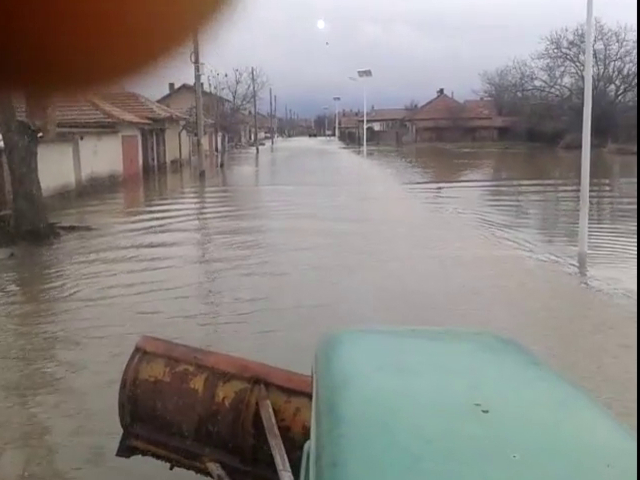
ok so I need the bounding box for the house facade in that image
[20,96,148,197]
[357,108,410,145]
[97,91,187,172]
[157,83,228,154]
[337,110,361,144]
[2,91,185,205]
[407,90,514,143]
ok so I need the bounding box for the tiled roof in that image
[362,108,409,122]
[462,99,498,118]
[98,91,186,121]
[338,111,361,129]
[157,83,230,105]
[88,96,151,125]
[408,95,501,121]
[408,94,463,120]
[14,95,150,127]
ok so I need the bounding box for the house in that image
[255,112,272,141]
[337,110,361,144]
[1,92,188,203]
[157,83,229,153]
[407,89,514,143]
[358,108,410,145]
[15,96,151,197]
[97,91,187,171]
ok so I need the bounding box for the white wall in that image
[35,127,143,198]
[38,141,76,195]
[77,128,142,182]
[78,132,122,181]
[165,123,184,161]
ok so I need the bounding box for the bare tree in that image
[0,94,55,241]
[219,68,268,114]
[480,19,637,144]
[479,59,534,116]
[404,99,420,110]
[211,67,269,145]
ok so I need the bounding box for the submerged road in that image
[0,138,637,479]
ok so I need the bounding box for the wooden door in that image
[121,134,141,181]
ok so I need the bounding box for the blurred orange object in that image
[0,0,228,94]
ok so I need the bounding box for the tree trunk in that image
[0,149,8,211]
[0,94,55,241]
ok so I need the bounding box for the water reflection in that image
[387,145,637,297]
[0,249,69,480]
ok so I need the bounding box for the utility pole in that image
[207,74,218,156]
[274,95,278,139]
[215,73,220,156]
[192,31,205,178]
[269,88,274,146]
[251,67,259,154]
[333,96,341,139]
[323,106,329,137]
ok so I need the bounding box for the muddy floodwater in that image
[0,139,637,479]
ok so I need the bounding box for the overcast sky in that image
[127,0,637,116]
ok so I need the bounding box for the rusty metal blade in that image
[117,336,311,478]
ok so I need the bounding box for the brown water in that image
[375,144,638,298]
[0,139,637,479]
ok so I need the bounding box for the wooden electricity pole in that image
[251,67,259,154]
[192,31,205,178]
[274,95,278,139]
[269,88,274,146]
[284,104,288,137]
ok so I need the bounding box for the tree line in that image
[479,19,637,146]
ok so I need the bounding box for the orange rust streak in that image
[136,336,313,394]
[137,358,172,383]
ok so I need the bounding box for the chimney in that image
[437,88,445,97]
[169,82,176,93]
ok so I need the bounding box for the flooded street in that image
[0,138,637,480]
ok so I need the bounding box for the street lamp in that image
[578,0,595,273]
[333,96,341,140]
[349,69,373,157]
[322,106,329,137]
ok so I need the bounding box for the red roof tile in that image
[462,99,498,118]
[88,96,150,125]
[408,94,463,120]
[14,95,150,127]
[363,108,408,122]
[98,91,185,121]
[15,95,150,128]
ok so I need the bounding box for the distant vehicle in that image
[309,132,318,138]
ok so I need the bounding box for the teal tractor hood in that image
[303,329,637,480]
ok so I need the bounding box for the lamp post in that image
[333,96,341,140]
[349,69,373,157]
[578,0,594,273]
[322,106,329,137]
